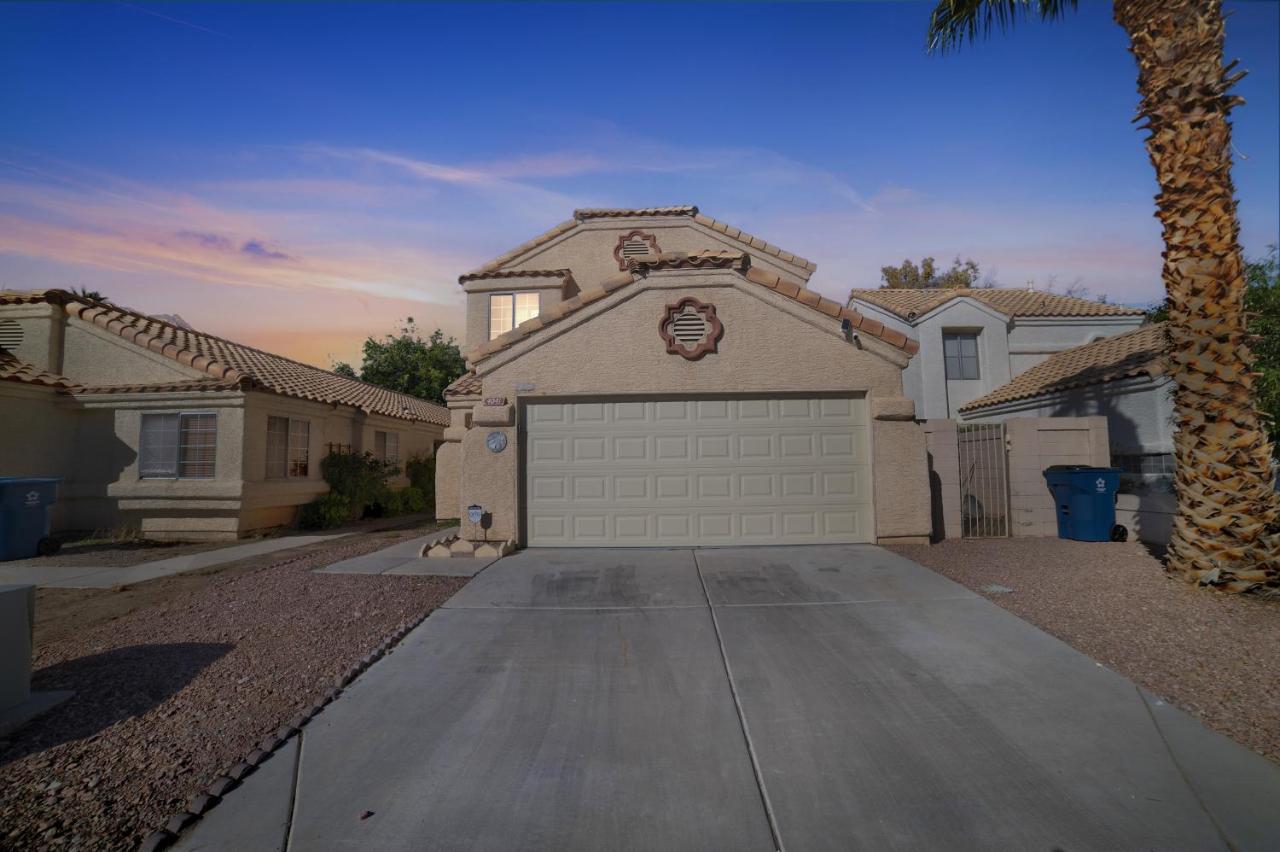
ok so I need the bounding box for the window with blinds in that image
[267,416,310,478]
[375,430,400,463]
[140,412,216,479]
[943,332,981,380]
[489,292,541,339]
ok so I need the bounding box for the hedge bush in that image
[401,486,427,513]
[404,454,436,512]
[299,492,351,530]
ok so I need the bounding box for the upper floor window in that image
[943,332,981,380]
[489,292,540,339]
[140,412,216,479]
[374,430,399,463]
[266,416,310,478]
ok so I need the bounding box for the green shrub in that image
[401,486,427,513]
[404,454,436,510]
[319,450,401,519]
[299,492,351,530]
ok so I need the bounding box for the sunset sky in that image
[2,2,1277,369]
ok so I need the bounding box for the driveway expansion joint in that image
[693,550,786,852]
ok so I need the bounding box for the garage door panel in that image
[526,398,872,546]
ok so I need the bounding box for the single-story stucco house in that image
[435,205,933,548]
[847,287,1147,419]
[0,289,448,540]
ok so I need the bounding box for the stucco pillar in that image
[458,402,518,543]
[870,397,932,545]
[922,419,962,541]
[433,405,469,522]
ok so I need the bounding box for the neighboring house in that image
[957,323,1176,543]
[436,205,933,548]
[847,288,1147,419]
[0,290,448,540]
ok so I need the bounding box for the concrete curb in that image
[136,612,432,851]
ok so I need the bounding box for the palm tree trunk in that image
[1114,0,1279,592]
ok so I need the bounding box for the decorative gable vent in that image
[0,319,22,350]
[614,230,660,269]
[660,297,723,360]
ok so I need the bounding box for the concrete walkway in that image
[314,526,495,577]
[0,533,349,589]
[178,545,1280,851]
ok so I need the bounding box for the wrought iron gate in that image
[957,423,1010,538]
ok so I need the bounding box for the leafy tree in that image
[926,0,1279,592]
[70,286,106,302]
[880,256,987,289]
[336,318,465,404]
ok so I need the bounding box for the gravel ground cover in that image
[0,524,467,851]
[891,538,1280,764]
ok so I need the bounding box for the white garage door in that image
[524,397,873,546]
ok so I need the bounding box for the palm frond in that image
[927,0,1079,54]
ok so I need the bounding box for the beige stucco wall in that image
[453,270,931,545]
[1006,416,1110,537]
[921,419,962,541]
[0,302,65,373]
[61,318,209,387]
[0,383,79,528]
[513,220,809,288]
[240,392,444,531]
[463,276,570,352]
[1,382,443,541]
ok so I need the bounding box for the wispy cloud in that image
[0,134,1170,366]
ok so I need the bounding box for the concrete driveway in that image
[179,546,1280,851]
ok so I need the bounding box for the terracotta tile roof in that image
[848,287,1147,320]
[464,251,918,365]
[0,349,77,389]
[75,378,244,395]
[457,268,574,284]
[960,323,1168,413]
[0,290,450,425]
[464,205,816,278]
[443,371,482,398]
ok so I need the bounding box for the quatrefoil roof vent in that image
[613,230,660,270]
[659,297,722,360]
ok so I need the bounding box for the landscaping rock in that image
[138,830,175,852]
[164,812,198,835]
[187,792,219,815]
[209,775,240,795]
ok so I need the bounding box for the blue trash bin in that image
[0,477,63,561]
[1042,466,1123,542]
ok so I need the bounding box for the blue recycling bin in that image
[1042,466,1122,542]
[0,477,63,561]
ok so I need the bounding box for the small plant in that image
[299,492,351,530]
[404,453,437,514]
[401,486,427,513]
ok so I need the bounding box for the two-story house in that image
[846,288,1147,420]
[435,206,934,549]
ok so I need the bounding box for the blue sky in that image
[2,1,1277,366]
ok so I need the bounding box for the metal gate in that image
[957,423,1009,538]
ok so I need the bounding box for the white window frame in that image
[140,411,217,480]
[489,291,541,340]
[266,416,311,479]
